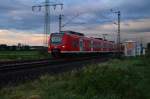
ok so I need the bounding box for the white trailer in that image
[124,40,136,56]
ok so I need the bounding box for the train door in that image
[79,39,83,51]
[101,41,103,51]
[91,40,94,51]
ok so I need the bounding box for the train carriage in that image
[48,31,124,57]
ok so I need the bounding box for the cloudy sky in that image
[0,0,150,46]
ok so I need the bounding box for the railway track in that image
[0,56,108,88]
[0,59,51,66]
[0,58,66,73]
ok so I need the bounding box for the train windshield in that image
[51,33,63,44]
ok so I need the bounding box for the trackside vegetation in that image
[0,56,150,99]
[0,51,51,61]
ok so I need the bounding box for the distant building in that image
[124,40,136,56]
[124,40,145,56]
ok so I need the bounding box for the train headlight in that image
[62,45,65,48]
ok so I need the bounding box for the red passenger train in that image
[48,31,124,57]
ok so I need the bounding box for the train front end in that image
[48,33,67,57]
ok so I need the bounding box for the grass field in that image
[0,56,150,99]
[0,51,51,61]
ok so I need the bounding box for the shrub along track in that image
[0,56,108,88]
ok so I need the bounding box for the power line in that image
[62,12,83,28]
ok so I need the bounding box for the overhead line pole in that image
[111,10,121,57]
[32,0,63,47]
[59,14,64,33]
[44,0,50,47]
[117,11,121,57]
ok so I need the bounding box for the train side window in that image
[91,40,93,51]
[73,40,78,48]
[104,43,106,48]
[79,39,83,51]
[90,40,92,48]
[99,43,101,48]
[103,43,105,48]
[101,43,103,48]
[88,41,91,48]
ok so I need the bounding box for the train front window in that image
[51,33,63,44]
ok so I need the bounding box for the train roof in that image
[61,31,84,36]
[109,41,115,43]
[95,38,103,40]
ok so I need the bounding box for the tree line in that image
[0,44,30,51]
[0,43,46,51]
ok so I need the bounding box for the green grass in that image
[0,51,51,61]
[0,56,150,99]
